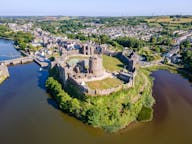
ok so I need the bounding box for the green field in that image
[103,55,124,72]
[146,17,192,24]
[66,55,89,66]
[86,78,123,90]
[67,55,88,61]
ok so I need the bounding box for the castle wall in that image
[62,49,79,57]
[81,45,95,55]
[118,52,135,72]
[67,76,134,96]
[57,64,69,85]
[85,79,133,96]
[56,48,137,97]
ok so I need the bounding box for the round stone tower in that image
[89,55,104,77]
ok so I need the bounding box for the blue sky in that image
[0,0,192,16]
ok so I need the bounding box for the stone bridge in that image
[0,56,33,66]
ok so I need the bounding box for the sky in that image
[0,0,192,16]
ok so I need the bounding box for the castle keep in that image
[89,55,104,77]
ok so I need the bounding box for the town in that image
[1,16,192,81]
[80,23,163,41]
[0,16,192,133]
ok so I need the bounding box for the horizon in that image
[1,0,192,16]
[1,14,192,17]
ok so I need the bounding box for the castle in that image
[54,42,136,96]
[56,42,105,84]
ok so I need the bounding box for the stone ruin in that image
[89,55,104,77]
[57,54,105,86]
[55,43,137,96]
[119,49,139,72]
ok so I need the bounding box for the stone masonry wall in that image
[67,77,134,96]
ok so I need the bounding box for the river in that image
[0,39,21,61]
[0,39,192,144]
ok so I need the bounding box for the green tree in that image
[99,35,110,44]
[154,46,161,53]
[150,36,157,44]
[69,98,81,116]
[115,37,145,51]
[181,49,192,71]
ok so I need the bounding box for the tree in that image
[13,31,34,50]
[154,46,161,53]
[157,37,163,44]
[162,38,172,46]
[181,49,192,71]
[99,35,110,44]
[69,98,81,116]
[150,36,157,44]
[49,56,55,61]
[180,40,191,49]
[19,42,27,49]
[115,37,145,51]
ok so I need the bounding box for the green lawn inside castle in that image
[46,54,155,133]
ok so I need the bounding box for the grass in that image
[66,55,89,66]
[138,47,161,61]
[103,55,124,72]
[144,64,178,73]
[0,76,7,84]
[86,68,155,111]
[67,55,124,72]
[137,106,153,122]
[86,78,123,90]
[144,64,192,82]
[85,68,155,132]
[67,55,88,62]
[146,17,192,24]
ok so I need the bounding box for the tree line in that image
[0,25,34,50]
[180,40,192,71]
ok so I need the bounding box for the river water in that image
[0,39,21,61]
[0,39,192,144]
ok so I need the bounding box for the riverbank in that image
[0,76,8,84]
[0,37,29,55]
[143,64,192,81]
[0,37,13,41]
[0,65,9,84]
[46,67,155,133]
[0,38,50,68]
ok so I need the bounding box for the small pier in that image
[33,58,49,67]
